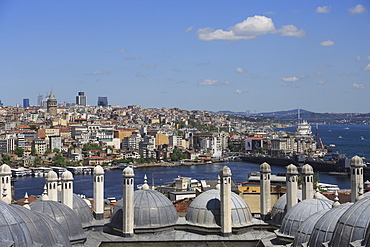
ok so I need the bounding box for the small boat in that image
[329,144,336,147]
[344,127,349,130]
[338,136,342,138]
[361,136,365,140]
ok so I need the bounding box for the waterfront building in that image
[97,96,108,107]
[76,91,87,106]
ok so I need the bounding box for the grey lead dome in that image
[185,189,252,227]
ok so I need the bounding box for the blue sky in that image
[0,1,369,113]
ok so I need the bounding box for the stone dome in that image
[362,222,370,247]
[260,162,271,173]
[0,164,11,174]
[286,164,298,175]
[185,189,252,227]
[350,155,364,167]
[46,170,58,180]
[308,202,353,247]
[61,170,73,179]
[73,194,93,228]
[301,164,314,174]
[123,166,134,177]
[10,204,72,247]
[110,189,178,229]
[94,165,104,175]
[330,197,370,247]
[220,166,232,176]
[0,201,35,247]
[30,200,86,243]
[278,197,333,237]
[292,209,329,247]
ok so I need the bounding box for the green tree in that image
[1,154,11,165]
[13,147,24,157]
[44,149,52,154]
[34,156,42,166]
[52,153,67,167]
[29,125,38,131]
[170,148,185,161]
[31,147,37,156]
[82,143,102,151]
[53,148,60,153]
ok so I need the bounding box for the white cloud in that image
[126,56,141,60]
[316,6,331,13]
[92,70,110,75]
[282,83,298,88]
[235,89,244,94]
[276,25,306,37]
[320,40,334,46]
[282,76,300,82]
[119,48,126,53]
[301,72,322,79]
[356,56,362,61]
[363,64,370,71]
[236,67,246,73]
[348,4,366,14]
[368,55,370,61]
[136,73,148,78]
[141,64,156,68]
[197,15,306,41]
[265,11,275,15]
[353,83,365,89]
[318,80,327,85]
[185,26,194,32]
[340,72,358,76]
[198,79,230,85]
[318,64,332,68]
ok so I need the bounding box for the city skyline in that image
[0,1,369,113]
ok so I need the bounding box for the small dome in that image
[0,201,34,246]
[362,221,370,247]
[93,165,104,175]
[10,204,72,247]
[330,197,370,247]
[301,164,314,175]
[271,190,303,225]
[286,164,298,175]
[292,209,329,247]
[308,203,353,247]
[61,170,73,180]
[0,164,11,175]
[350,155,364,167]
[364,191,370,198]
[73,194,93,228]
[110,189,178,230]
[30,200,86,243]
[220,166,232,177]
[122,166,134,177]
[185,189,252,227]
[46,170,58,180]
[260,162,271,173]
[279,197,333,237]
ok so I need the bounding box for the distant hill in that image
[255,109,312,116]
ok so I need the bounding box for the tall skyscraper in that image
[23,98,30,108]
[0,100,3,106]
[37,94,43,106]
[97,97,108,107]
[76,92,87,106]
[47,90,58,116]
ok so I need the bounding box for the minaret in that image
[220,166,232,237]
[301,164,314,200]
[350,155,364,202]
[46,170,59,201]
[47,89,57,116]
[0,164,12,203]
[122,166,135,237]
[23,192,31,209]
[286,164,299,211]
[260,162,271,220]
[41,185,49,201]
[61,170,74,209]
[93,165,105,220]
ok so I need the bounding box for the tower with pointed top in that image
[61,170,74,209]
[286,164,299,211]
[46,170,59,201]
[350,155,364,202]
[93,165,105,220]
[47,90,57,115]
[122,166,135,237]
[220,165,232,236]
[0,164,12,203]
[260,162,271,220]
[301,164,314,200]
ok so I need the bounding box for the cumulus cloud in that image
[197,15,305,41]
[276,25,306,37]
[320,40,334,46]
[282,76,300,82]
[91,70,110,75]
[198,79,230,86]
[318,64,332,68]
[235,89,244,94]
[141,64,156,68]
[316,6,331,13]
[348,4,366,14]
[318,80,327,85]
[363,64,370,71]
[301,72,322,79]
[353,83,365,89]
[356,56,362,61]
[236,67,246,73]
[119,48,126,53]
[185,26,194,32]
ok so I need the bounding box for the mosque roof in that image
[73,194,94,228]
[0,201,35,247]
[330,197,370,247]
[278,196,333,237]
[185,189,252,227]
[308,202,353,247]
[10,204,72,247]
[30,200,86,243]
